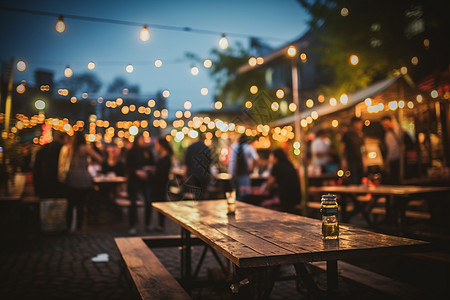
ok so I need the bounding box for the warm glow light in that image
[318,95,325,103]
[250,85,258,94]
[271,102,279,111]
[311,111,318,119]
[416,95,423,103]
[56,16,65,33]
[64,67,73,77]
[256,57,264,65]
[184,111,191,118]
[423,39,430,48]
[219,35,228,49]
[163,90,170,98]
[121,106,129,114]
[87,62,95,70]
[155,59,162,68]
[431,90,438,98]
[287,46,296,57]
[203,59,212,68]
[87,134,96,142]
[365,98,372,106]
[16,84,25,94]
[368,152,377,159]
[341,7,349,16]
[188,130,198,139]
[129,105,136,111]
[329,98,337,106]
[306,99,314,108]
[184,101,192,110]
[191,66,199,76]
[129,126,138,136]
[82,93,88,99]
[248,57,257,67]
[148,99,155,107]
[175,111,183,118]
[300,53,307,61]
[293,141,300,149]
[411,57,419,65]
[17,61,26,71]
[201,88,208,96]
[350,55,359,65]
[70,96,77,103]
[214,101,223,110]
[245,101,252,108]
[340,94,348,104]
[289,103,297,112]
[365,120,370,126]
[331,120,339,127]
[407,101,414,109]
[140,25,150,41]
[388,101,398,110]
[35,100,45,110]
[337,170,344,177]
[300,119,308,127]
[276,89,284,99]
[400,67,408,75]
[126,65,134,73]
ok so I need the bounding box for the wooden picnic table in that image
[152,200,429,296]
[309,184,450,225]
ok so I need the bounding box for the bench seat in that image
[115,237,192,300]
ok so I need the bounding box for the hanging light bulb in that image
[56,16,65,33]
[219,34,228,49]
[64,66,73,77]
[140,25,150,41]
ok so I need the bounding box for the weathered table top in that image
[309,184,450,197]
[152,200,429,268]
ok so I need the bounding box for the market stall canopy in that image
[271,76,402,127]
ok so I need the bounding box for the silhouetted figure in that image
[381,116,402,184]
[264,148,301,212]
[341,117,366,184]
[126,134,154,234]
[60,131,103,231]
[33,130,69,198]
[229,135,259,200]
[184,135,211,200]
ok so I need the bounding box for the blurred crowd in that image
[13,114,417,234]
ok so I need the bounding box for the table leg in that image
[327,260,338,291]
[181,227,192,281]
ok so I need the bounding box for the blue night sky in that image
[0,0,309,114]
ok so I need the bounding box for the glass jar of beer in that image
[320,194,339,239]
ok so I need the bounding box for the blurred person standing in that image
[183,134,211,200]
[381,116,402,184]
[229,135,259,200]
[59,131,103,232]
[125,133,155,234]
[101,143,125,176]
[149,138,173,232]
[341,117,366,184]
[33,130,69,198]
[310,129,331,174]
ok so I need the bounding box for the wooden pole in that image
[4,57,15,134]
[292,61,308,213]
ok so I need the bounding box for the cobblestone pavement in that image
[1,204,449,299]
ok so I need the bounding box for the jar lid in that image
[321,194,336,199]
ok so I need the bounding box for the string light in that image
[287,46,296,57]
[341,8,349,16]
[276,89,284,99]
[203,59,212,68]
[162,90,170,98]
[219,34,228,49]
[16,83,25,94]
[191,66,199,76]
[64,66,73,77]
[184,101,192,110]
[200,87,208,96]
[289,103,297,112]
[17,61,26,71]
[411,56,419,65]
[56,16,65,33]
[250,85,258,94]
[139,25,150,41]
[87,61,95,70]
[35,100,46,110]
[350,55,359,65]
[126,64,134,73]
[400,66,407,74]
[248,57,257,67]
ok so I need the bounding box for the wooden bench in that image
[310,261,428,299]
[115,237,192,300]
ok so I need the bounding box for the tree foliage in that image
[297,0,449,94]
[57,72,102,96]
[107,77,140,94]
[186,43,267,105]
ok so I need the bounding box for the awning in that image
[271,76,400,127]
